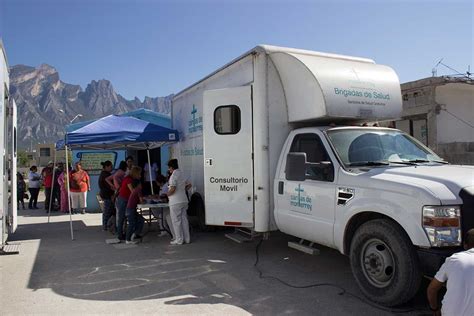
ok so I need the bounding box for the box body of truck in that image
[171,45,402,232]
[1,40,17,248]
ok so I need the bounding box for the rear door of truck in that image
[203,86,254,227]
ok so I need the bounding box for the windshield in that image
[326,128,444,167]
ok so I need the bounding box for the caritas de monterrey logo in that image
[290,184,312,211]
[188,104,203,133]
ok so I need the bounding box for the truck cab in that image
[275,125,474,306]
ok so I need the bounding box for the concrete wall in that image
[36,144,67,167]
[400,77,440,151]
[400,77,474,165]
[437,142,474,165]
[435,83,474,143]
[434,83,474,164]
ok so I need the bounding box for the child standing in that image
[125,180,145,244]
[17,173,26,210]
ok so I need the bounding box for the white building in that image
[397,76,474,164]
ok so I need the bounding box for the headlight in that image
[422,205,461,247]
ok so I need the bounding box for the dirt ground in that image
[1,202,432,315]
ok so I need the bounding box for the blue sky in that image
[1,0,472,99]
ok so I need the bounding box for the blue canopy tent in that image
[67,108,173,178]
[60,115,179,240]
[55,139,66,150]
[66,115,178,150]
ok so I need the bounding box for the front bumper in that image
[417,247,462,277]
[418,187,473,277]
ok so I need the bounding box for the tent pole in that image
[47,149,57,223]
[65,145,74,240]
[146,147,154,195]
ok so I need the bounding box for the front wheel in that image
[349,219,422,306]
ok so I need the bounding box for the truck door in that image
[275,132,337,247]
[203,86,254,227]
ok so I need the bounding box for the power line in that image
[441,109,474,128]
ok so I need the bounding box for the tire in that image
[349,219,422,306]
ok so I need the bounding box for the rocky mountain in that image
[10,64,172,149]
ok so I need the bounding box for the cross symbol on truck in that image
[350,68,361,81]
[191,104,197,128]
[295,184,304,207]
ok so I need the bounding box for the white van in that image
[170,45,474,306]
[1,39,18,250]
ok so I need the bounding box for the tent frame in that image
[55,141,175,240]
[56,115,179,241]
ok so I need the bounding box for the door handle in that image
[278,181,284,195]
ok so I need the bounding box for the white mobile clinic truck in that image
[171,45,474,306]
[0,39,18,252]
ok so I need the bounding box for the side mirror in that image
[285,153,307,181]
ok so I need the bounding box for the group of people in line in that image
[98,156,191,245]
[17,161,90,214]
[18,156,191,246]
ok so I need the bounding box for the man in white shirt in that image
[427,229,474,316]
[166,159,190,245]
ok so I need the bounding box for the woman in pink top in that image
[57,166,70,213]
[106,161,127,192]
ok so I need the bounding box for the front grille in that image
[460,186,474,243]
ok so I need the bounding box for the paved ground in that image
[1,201,432,315]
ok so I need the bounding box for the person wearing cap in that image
[41,161,54,212]
[69,161,91,214]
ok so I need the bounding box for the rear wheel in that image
[349,219,422,306]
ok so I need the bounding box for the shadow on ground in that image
[10,208,431,315]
